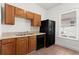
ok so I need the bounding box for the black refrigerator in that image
[40,19,55,47]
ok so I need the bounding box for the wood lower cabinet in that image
[1,35,37,55]
[28,35,36,53]
[32,13,41,26]
[5,4,15,25]
[16,37,28,55]
[0,41,2,55]
[2,39,16,55]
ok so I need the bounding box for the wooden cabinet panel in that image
[28,35,36,53]
[5,4,15,25]
[0,41,2,55]
[16,37,28,55]
[26,11,34,20]
[2,39,15,55]
[15,7,25,18]
[32,14,41,26]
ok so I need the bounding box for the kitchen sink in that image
[15,33,35,36]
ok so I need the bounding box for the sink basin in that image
[15,33,35,36]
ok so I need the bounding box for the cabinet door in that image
[0,41,1,55]
[26,11,34,20]
[5,4,15,25]
[32,14,41,26]
[15,7,25,18]
[28,35,36,53]
[16,37,28,55]
[2,39,15,55]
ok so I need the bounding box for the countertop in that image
[0,33,46,40]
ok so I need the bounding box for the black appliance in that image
[40,19,55,47]
[36,35,44,50]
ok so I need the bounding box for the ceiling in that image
[37,3,61,10]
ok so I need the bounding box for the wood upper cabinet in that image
[16,37,28,55]
[4,4,42,26]
[4,4,15,25]
[0,41,2,55]
[2,39,16,55]
[15,7,25,18]
[32,13,41,26]
[28,35,36,53]
[26,11,34,20]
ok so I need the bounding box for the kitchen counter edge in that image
[0,33,46,40]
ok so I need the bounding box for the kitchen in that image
[0,3,79,55]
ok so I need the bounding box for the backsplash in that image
[31,26,40,33]
[1,17,40,33]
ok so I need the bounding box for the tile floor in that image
[28,44,79,55]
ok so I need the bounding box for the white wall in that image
[0,4,2,36]
[0,3,47,33]
[47,3,79,51]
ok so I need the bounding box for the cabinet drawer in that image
[29,35,36,39]
[2,39,15,45]
[16,37,28,41]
